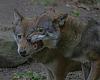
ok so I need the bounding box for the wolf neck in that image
[31,47,59,63]
[57,17,86,58]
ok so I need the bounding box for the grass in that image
[12,71,47,80]
[71,10,80,17]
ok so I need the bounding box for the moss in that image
[0,41,16,56]
[0,41,27,68]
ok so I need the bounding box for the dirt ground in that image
[0,0,100,80]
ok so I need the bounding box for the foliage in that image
[12,71,47,80]
[71,10,80,17]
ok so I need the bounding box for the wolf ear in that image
[53,13,68,28]
[14,9,24,23]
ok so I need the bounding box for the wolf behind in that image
[13,9,100,80]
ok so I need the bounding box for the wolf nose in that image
[19,51,26,57]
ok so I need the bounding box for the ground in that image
[0,0,100,80]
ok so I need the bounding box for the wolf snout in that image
[19,50,27,57]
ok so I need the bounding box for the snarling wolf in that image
[13,9,100,80]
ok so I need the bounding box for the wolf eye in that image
[27,38,31,42]
[17,34,22,39]
[37,27,44,32]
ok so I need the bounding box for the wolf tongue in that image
[32,40,44,49]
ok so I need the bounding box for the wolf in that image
[13,9,100,80]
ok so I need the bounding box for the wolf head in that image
[13,9,68,57]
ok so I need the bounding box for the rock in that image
[65,71,84,80]
[78,4,90,11]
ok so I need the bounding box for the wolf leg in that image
[55,55,67,80]
[55,56,81,80]
[81,62,91,80]
[87,60,100,80]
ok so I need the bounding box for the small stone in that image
[78,4,90,11]
[66,4,71,7]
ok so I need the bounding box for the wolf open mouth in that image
[32,40,44,50]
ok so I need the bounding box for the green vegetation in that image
[71,10,80,17]
[12,71,47,80]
